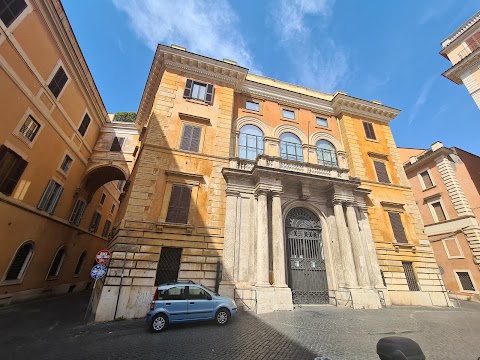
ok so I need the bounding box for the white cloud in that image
[112,0,255,69]
[408,76,436,125]
[270,0,347,92]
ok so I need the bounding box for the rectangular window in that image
[419,170,434,189]
[282,109,295,120]
[402,262,420,291]
[100,193,106,205]
[456,271,476,292]
[179,124,202,152]
[89,211,102,233]
[37,179,63,214]
[363,121,376,140]
[78,114,91,136]
[69,199,86,226]
[388,212,407,243]
[183,79,214,104]
[0,0,27,27]
[117,180,125,191]
[155,247,183,286]
[19,115,40,142]
[431,201,447,222]
[111,203,116,214]
[246,101,260,112]
[166,185,192,224]
[60,155,73,173]
[316,116,328,127]
[0,145,28,196]
[110,137,125,152]
[374,161,390,183]
[102,220,111,237]
[48,66,68,98]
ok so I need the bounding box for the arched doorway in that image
[285,207,328,304]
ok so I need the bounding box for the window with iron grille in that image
[0,145,28,196]
[102,220,111,238]
[179,124,202,152]
[5,242,33,281]
[166,185,192,224]
[78,114,91,136]
[48,66,68,98]
[402,262,420,291]
[19,115,40,142]
[388,212,408,243]
[155,247,183,286]
[69,199,86,226]
[419,170,433,189]
[456,271,476,292]
[183,79,214,104]
[402,261,420,291]
[0,0,27,28]
[47,248,65,278]
[37,179,63,214]
[89,211,102,233]
[374,161,390,183]
[363,121,376,140]
[110,137,125,152]
[74,251,87,275]
[60,155,73,173]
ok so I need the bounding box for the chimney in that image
[372,100,382,105]
[431,141,444,151]
[223,58,237,65]
[171,44,187,51]
[409,156,417,164]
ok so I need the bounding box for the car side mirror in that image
[206,294,212,300]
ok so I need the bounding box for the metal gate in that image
[285,208,329,304]
[155,247,182,286]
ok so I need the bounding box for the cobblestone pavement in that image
[0,291,479,360]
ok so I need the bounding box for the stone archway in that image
[285,207,329,304]
[81,165,127,202]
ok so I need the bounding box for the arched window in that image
[47,247,66,278]
[4,242,34,281]
[316,140,338,167]
[238,125,264,160]
[280,132,303,162]
[74,251,87,275]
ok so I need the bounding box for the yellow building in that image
[92,45,450,321]
[0,1,139,305]
[441,11,480,108]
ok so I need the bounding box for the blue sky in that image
[63,0,480,154]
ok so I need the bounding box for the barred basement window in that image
[0,0,27,28]
[179,124,202,152]
[155,247,183,286]
[0,145,28,196]
[48,66,68,98]
[402,262,420,291]
[363,121,376,140]
[69,199,86,225]
[456,271,476,292]
[4,242,34,281]
[47,248,66,278]
[166,185,192,224]
[374,161,390,183]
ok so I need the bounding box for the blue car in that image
[146,281,238,332]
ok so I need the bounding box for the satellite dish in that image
[439,266,445,275]
[449,154,462,164]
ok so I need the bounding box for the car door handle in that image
[165,302,171,305]
[189,302,195,304]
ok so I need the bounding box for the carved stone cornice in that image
[332,93,400,123]
[442,49,480,84]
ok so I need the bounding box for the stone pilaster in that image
[256,190,270,286]
[272,193,287,287]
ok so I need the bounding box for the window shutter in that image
[2,157,27,196]
[421,171,433,188]
[388,212,407,243]
[180,125,193,151]
[205,84,214,104]
[177,186,192,224]
[374,161,390,183]
[38,180,55,210]
[166,185,182,223]
[47,185,63,214]
[166,185,192,224]
[76,201,86,225]
[69,200,80,223]
[190,126,202,152]
[432,202,446,222]
[0,145,7,161]
[363,122,376,140]
[183,79,193,98]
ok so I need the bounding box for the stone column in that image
[357,207,385,288]
[333,200,358,287]
[256,190,270,286]
[221,191,238,283]
[271,192,287,287]
[345,203,370,288]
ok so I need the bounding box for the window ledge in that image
[0,279,22,287]
[156,222,194,234]
[281,118,298,123]
[46,276,59,281]
[11,132,34,149]
[393,242,416,252]
[422,185,437,192]
[314,125,331,131]
[243,109,262,115]
[185,98,209,106]
[365,138,379,143]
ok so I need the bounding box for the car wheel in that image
[150,313,167,333]
[215,308,230,326]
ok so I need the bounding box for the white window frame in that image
[0,0,33,33]
[45,60,71,101]
[57,151,74,177]
[454,269,478,293]
[46,247,66,280]
[417,167,435,190]
[37,177,64,214]
[315,115,329,128]
[427,197,449,223]
[281,108,296,121]
[12,108,44,148]
[69,198,87,226]
[442,237,464,259]
[245,100,261,113]
[0,240,34,285]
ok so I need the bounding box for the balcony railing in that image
[229,154,349,180]
[458,39,480,60]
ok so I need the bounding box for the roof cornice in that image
[441,11,480,51]
[442,48,480,83]
[403,147,453,172]
[331,93,400,123]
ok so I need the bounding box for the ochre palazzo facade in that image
[92,45,450,321]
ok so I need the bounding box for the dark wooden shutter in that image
[47,185,63,214]
[205,84,215,104]
[432,202,446,222]
[190,126,202,152]
[183,79,193,98]
[420,171,433,188]
[38,180,55,210]
[180,125,193,150]
[2,158,27,196]
[166,185,192,224]
[78,114,91,136]
[374,161,390,183]
[388,212,407,243]
[0,146,27,196]
[363,121,376,140]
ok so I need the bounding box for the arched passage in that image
[81,165,127,200]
